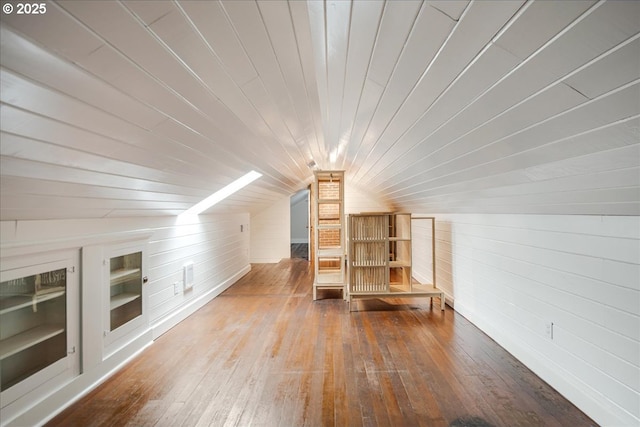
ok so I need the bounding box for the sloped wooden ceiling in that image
[0,0,638,220]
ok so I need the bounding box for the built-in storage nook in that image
[0,231,153,426]
[0,250,80,420]
[0,266,67,390]
[109,251,142,331]
[312,170,346,300]
[102,242,148,353]
[348,213,444,311]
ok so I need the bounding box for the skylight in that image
[179,170,262,217]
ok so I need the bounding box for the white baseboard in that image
[6,331,153,427]
[453,301,635,427]
[4,265,252,427]
[152,264,251,339]
[250,258,284,263]
[443,290,454,308]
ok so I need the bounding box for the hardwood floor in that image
[291,243,308,260]
[48,258,596,427]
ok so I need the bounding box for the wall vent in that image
[183,262,194,290]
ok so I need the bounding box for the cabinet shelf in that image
[348,214,445,311]
[110,293,141,310]
[108,250,143,333]
[317,224,342,229]
[315,271,344,284]
[317,248,344,257]
[0,259,77,410]
[110,268,141,286]
[348,213,415,310]
[313,171,346,300]
[389,261,411,268]
[0,324,65,360]
[0,290,65,315]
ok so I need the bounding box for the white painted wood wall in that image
[250,184,391,264]
[0,213,250,426]
[3,204,637,427]
[344,182,391,215]
[412,213,639,427]
[411,218,436,288]
[250,196,291,263]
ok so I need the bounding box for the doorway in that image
[290,189,309,260]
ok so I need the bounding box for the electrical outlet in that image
[545,322,554,339]
[173,282,180,295]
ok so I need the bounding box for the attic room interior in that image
[0,0,638,426]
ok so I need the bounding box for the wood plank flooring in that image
[47,258,597,427]
[291,243,308,260]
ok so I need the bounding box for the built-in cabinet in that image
[109,251,142,331]
[102,243,148,352]
[348,213,444,311]
[0,236,150,426]
[312,170,346,300]
[0,251,80,417]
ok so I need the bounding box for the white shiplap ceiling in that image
[0,0,638,220]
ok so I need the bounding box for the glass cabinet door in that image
[103,242,147,353]
[109,251,142,332]
[0,258,76,395]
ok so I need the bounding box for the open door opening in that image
[290,189,310,260]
